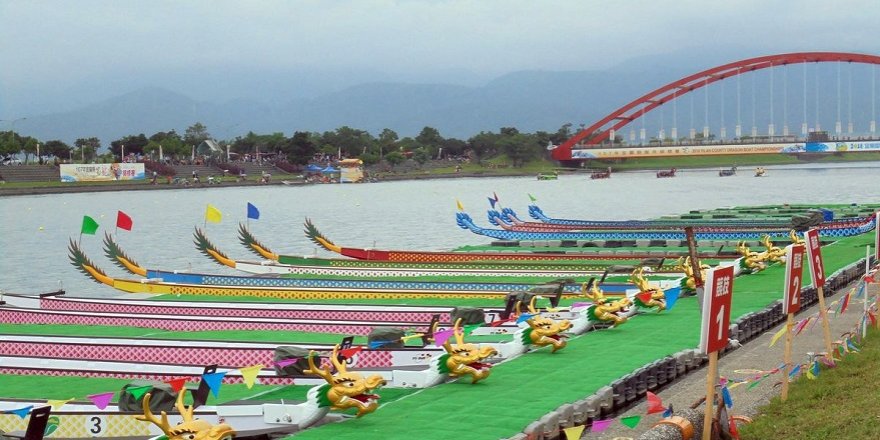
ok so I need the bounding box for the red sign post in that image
[783,244,805,314]
[803,229,834,357]
[781,244,805,402]
[875,212,879,261]
[699,265,734,440]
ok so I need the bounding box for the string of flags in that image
[561,391,673,439]
[768,280,869,348]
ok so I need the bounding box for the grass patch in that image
[740,328,880,440]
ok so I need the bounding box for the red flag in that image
[646,391,665,414]
[728,415,740,439]
[116,211,133,231]
[165,378,187,392]
[839,293,850,314]
[637,292,653,305]
[339,346,363,359]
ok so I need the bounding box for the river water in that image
[1,162,878,297]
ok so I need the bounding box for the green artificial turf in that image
[287,230,876,440]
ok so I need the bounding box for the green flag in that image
[127,385,152,400]
[81,216,99,235]
[620,415,641,428]
[528,193,537,202]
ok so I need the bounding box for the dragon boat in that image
[526,203,880,226]
[458,210,877,241]
[719,166,737,177]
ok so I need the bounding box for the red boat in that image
[590,167,612,179]
[656,168,676,178]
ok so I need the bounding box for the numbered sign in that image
[699,265,735,354]
[783,244,805,314]
[803,229,825,288]
[875,212,879,260]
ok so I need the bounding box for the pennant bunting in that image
[7,406,33,419]
[202,372,227,398]
[247,202,260,220]
[721,386,733,408]
[369,340,389,349]
[563,425,585,440]
[847,339,860,353]
[665,287,680,311]
[747,377,764,390]
[400,333,424,342]
[339,346,363,359]
[81,215,99,235]
[516,313,535,324]
[274,358,299,368]
[528,193,537,202]
[794,317,811,336]
[788,364,801,379]
[806,367,816,380]
[47,399,73,410]
[620,415,642,429]
[166,378,187,392]
[127,385,152,400]
[728,415,741,439]
[87,392,115,410]
[590,419,613,433]
[463,324,482,336]
[116,211,133,231]
[769,327,787,347]
[839,293,850,314]
[433,329,455,346]
[646,391,665,414]
[662,405,674,418]
[239,364,264,389]
[811,360,820,378]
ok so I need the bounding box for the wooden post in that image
[781,313,795,401]
[816,286,834,356]
[702,351,718,440]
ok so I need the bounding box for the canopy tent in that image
[306,164,323,172]
[321,166,339,174]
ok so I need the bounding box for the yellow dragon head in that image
[438,319,498,383]
[630,267,666,312]
[136,390,235,440]
[517,297,571,353]
[759,234,786,263]
[675,256,709,292]
[581,281,631,326]
[736,241,767,273]
[304,345,386,417]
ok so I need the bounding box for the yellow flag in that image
[768,327,787,347]
[563,425,585,440]
[455,199,464,211]
[205,204,223,223]
[47,398,73,410]
[239,364,264,389]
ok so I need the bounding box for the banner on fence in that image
[60,163,145,182]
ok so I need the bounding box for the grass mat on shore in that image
[288,231,875,440]
[740,328,880,440]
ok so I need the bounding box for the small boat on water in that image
[656,168,676,178]
[755,167,767,177]
[537,172,558,180]
[719,166,737,177]
[590,167,612,179]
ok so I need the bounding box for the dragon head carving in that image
[581,281,631,326]
[759,234,786,264]
[305,345,386,417]
[517,297,571,352]
[736,241,767,273]
[136,390,235,440]
[630,267,666,312]
[438,319,497,383]
[675,256,709,293]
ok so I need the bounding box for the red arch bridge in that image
[550,52,880,165]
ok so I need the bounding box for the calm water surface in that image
[1,162,878,296]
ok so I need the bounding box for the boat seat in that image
[4,405,51,440]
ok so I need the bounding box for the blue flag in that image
[664,287,681,311]
[488,197,497,209]
[247,202,260,220]
[202,371,227,397]
[516,313,535,324]
[721,386,733,408]
[7,406,32,419]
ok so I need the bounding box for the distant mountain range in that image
[11,57,877,147]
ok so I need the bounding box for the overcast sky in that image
[1,0,879,116]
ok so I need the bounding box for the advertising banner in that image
[60,163,145,182]
[571,143,785,159]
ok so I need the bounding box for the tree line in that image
[0,122,577,168]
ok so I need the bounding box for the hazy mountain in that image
[12,58,876,146]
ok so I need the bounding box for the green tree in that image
[412,148,430,167]
[74,137,101,162]
[109,135,146,159]
[0,131,22,158]
[184,122,211,146]
[468,131,499,161]
[377,128,399,159]
[384,151,404,168]
[498,133,540,167]
[43,140,72,160]
[415,126,444,156]
[280,131,318,165]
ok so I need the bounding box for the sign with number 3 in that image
[700,265,735,354]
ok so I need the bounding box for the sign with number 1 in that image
[699,265,735,354]
[783,244,805,314]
